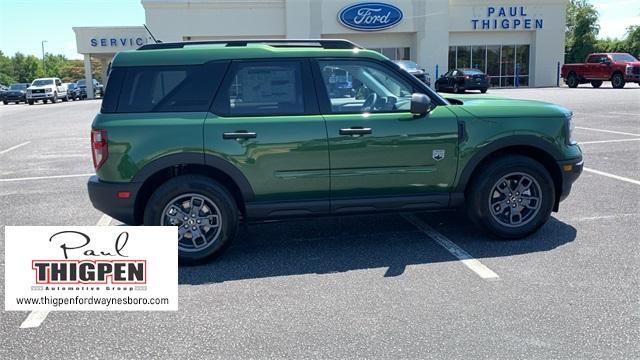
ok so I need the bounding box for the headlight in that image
[46,88,53,92]
[566,114,577,145]
[626,65,633,75]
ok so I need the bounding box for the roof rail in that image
[137,39,362,51]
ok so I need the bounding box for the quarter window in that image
[214,61,305,116]
[317,60,413,114]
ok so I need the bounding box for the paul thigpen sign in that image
[5,226,178,311]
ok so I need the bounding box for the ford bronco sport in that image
[88,39,583,264]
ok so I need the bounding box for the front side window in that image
[214,61,305,116]
[317,60,413,114]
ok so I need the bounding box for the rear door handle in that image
[222,131,257,140]
[339,127,372,136]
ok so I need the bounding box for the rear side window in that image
[213,61,305,116]
[103,61,228,113]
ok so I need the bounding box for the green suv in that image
[88,40,583,263]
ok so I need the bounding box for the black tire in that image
[566,73,579,88]
[466,155,555,239]
[52,93,57,103]
[591,80,603,88]
[42,99,47,104]
[2,100,7,105]
[435,83,440,92]
[611,73,625,88]
[454,83,463,93]
[144,175,239,264]
[28,100,34,105]
[480,88,488,93]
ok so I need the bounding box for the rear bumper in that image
[463,80,489,89]
[87,176,142,225]
[557,156,583,203]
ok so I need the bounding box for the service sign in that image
[5,226,178,311]
[338,2,403,31]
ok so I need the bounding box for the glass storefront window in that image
[471,45,486,72]
[449,46,456,69]
[448,44,530,87]
[457,46,471,68]
[373,47,411,61]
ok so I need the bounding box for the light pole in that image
[41,40,48,76]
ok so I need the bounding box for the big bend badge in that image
[432,149,445,161]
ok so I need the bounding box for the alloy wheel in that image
[161,193,223,252]
[488,172,542,228]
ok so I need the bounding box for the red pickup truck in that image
[562,53,640,88]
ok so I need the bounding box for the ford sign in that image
[338,2,403,31]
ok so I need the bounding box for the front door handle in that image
[222,131,257,140]
[339,127,372,136]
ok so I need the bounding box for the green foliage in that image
[0,50,15,85]
[565,0,599,63]
[0,51,106,85]
[566,2,640,62]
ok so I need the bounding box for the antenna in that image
[143,24,161,44]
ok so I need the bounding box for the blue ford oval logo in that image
[338,2,403,31]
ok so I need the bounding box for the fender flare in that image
[455,135,563,192]
[131,152,255,201]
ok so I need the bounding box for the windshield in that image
[395,60,419,70]
[77,80,86,86]
[32,79,54,86]
[9,84,27,90]
[611,53,638,62]
[462,69,484,75]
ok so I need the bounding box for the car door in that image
[204,59,330,213]
[312,58,459,212]
[595,55,612,79]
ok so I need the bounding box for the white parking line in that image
[580,138,640,145]
[576,127,640,137]
[0,173,93,182]
[584,167,640,186]
[19,213,113,329]
[0,141,30,154]
[402,213,500,281]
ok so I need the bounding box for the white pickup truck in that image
[27,77,69,104]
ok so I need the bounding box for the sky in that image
[0,0,638,60]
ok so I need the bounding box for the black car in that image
[77,79,104,99]
[3,83,30,104]
[0,84,8,102]
[65,82,81,100]
[435,68,489,93]
[393,60,431,86]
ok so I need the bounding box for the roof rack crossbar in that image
[137,39,361,51]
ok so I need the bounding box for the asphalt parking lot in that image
[1,85,639,359]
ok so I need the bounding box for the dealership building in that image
[73,0,568,97]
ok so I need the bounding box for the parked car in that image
[87,39,582,264]
[0,84,8,102]
[561,52,640,88]
[77,79,104,98]
[65,82,81,100]
[393,60,431,86]
[3,83,30,104]
[435,68,489,93]
[26,77,69,104]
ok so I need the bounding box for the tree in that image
[624,25,640,57]
[565,0,599,63]
[12,53,43,83]
[43,53,68,78]
[0,50,15,84]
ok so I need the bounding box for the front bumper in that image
[4,94,26,101]
[27,93,55,100]
[557,156,583,204]
[87,176,143,225]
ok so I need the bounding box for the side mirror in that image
[410,93,431,115]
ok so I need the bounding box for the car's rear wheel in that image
[466,155,555,239]
[144,175,239,264]
[566,73,579,88]
[611,73,625,88]
[480,88,488,93]
[591,80,603,88]
[454,83,463,93]
[28,100,33,105]
[2,101,7,105]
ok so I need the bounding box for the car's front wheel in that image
[611,73,625,88]
[466,155,555,239]
[144,175,239,264]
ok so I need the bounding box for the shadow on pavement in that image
[178,211,576,285]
